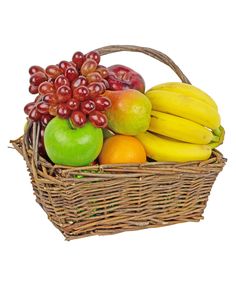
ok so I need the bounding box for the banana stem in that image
[213,127,221,136]
[210,126,225,149]
[211,135,220,142]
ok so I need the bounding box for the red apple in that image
[108,64,145,93]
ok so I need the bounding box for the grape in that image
[29,107,42,121]
[49,105,58,116]
[71,76,87,89]
[29,65,44,75]
[24,102,35,115]
[30,71,48,86]
[72,51,84,68]
[29,84,38,94]
[85,51,100,64]
[73,86,90,101]
[38,81,55,96]
[86,72,103,83]
[46,65,62,79]
[93,96,111,111]
[41,114,53,126]
[88,82,105,96]
[56,85,72,103]
[65,66,78,82]
[25,49,112,130]
[54,75,70,89]
[36,102,49,114]
[43,94,57,105]
[102,78,110,89]
[80,59,97,76]
[34,95,42,103]
[89,111,108,128]
[57,104,71,118]
[58,60,72,72]
[66,98,79,111]
[70,111,86,127]
[80,100,96,114]
[96,66,109,78]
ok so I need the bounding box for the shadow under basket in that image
[11,45,226,240]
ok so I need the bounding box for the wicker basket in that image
[11,45,226,240]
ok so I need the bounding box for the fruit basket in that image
[11,45,226,240]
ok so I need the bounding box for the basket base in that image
[11,136,226,241]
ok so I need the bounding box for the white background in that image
[1,0,235,282]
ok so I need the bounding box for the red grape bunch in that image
[25,50,112,129]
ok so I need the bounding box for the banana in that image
[148,82,218,110]
[146,90,221,130]
[136,132,212,162]
[149,111,219,144]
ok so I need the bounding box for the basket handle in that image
[95,45,191,84]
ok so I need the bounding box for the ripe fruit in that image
[36,102,49,114]
[71,76,87,89]
[65,66,78,82]
[146,89,221,130]
[85,51,100,64]
[29,107,42,121]
[44,117,103,166]
[80,100,96,114]
[93,96,111,111]
[29,65,45,75]
[149,110,218,145]
[107,74,130,91]
[73,86,90,101]
[148,82,218,110]
[24,50,115,130]
[88,82,105,96]
[24,102,35,115]
[80,59,97,76]
[54,75,70,89]
[59,60,72,71]
[66,98,79,111]
[99,135,146,164]
[86,72,103,83]
[56,85,72,102]
[29,85,38,94]
[57,104,71,118]
[45,65,62,79]
[108,64,145,93]
[104,89,151,135]
[72,51,85,68]
[137,131,212,162]
[30,71,47,86]
[38,82,55,96]
[70,111,86,127]
[89,111,108,128]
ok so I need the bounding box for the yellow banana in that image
[136,132,212,162]
[149,111,219,144]
[148,82,218,110]
[146,90,221,130]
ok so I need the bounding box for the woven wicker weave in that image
[11,45,226,240]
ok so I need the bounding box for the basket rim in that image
[10,135,227,173]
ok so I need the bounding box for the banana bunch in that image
[137,82,224,162]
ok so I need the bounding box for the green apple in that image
[44,117,103,166]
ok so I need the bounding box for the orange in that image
[99,135,146,164]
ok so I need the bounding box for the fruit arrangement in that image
[12,45,226,240]
[23,49,224,166]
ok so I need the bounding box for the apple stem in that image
[68,119,77,130]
